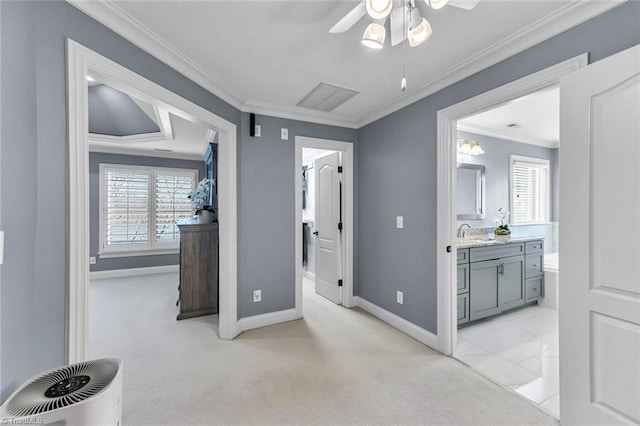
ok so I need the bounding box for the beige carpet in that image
[89,274,557,426]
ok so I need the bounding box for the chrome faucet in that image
[457,223,472,239]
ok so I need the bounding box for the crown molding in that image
[356,0,626,128]
[242,100,358,129]
[89,143,202,161]
[457,122,559,149]
[68,0,625,131]
[67,0,246,111]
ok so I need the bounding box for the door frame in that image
[294,136,355,317]
[66,39,239,364]
[435,53,587,355]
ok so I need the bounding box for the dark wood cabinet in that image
[177,221,219,320]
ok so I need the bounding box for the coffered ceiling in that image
[68,0,623,128]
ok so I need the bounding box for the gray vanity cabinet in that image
[468,256,524,321]
[457,248,471,325]
[469,259,501,321]
[463,239,544,326]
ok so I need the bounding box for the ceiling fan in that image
[330,0,480,49]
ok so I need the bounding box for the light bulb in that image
[366,0,394,19]
[424,0,450,9]
[407,18,433,47]
[362,23,386,49]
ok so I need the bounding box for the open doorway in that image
[85,70,221,360]
[452,86,560,417]
[66,40,239,365]
[294,136,355,318]
[436,54,588,422]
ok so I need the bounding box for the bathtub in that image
[540,252,559,310]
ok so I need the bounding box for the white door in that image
[560,44,640,425]
[314,152,342,304]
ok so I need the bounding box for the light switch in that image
[0,231,4,265]
[254,125,261,137]
[396,216,404,229]
[281,128,289,140]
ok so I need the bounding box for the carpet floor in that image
[89,273,557,425]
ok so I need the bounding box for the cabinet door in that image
[499,255,525,311]
[470,259,501,321]
[457,293,470,326]
[457,264,470,294]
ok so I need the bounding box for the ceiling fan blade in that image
[446,0,481,10]
[389,4,407,46]
[329,1,367,34]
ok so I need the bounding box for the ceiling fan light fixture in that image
[424,0,450,9]
[365,0,394,19]
[408,18,433,47]
[362,23,386,49]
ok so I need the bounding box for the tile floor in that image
[454,305,560,418]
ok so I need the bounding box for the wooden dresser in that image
[176,220,219,320]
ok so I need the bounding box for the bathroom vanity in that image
[457,237,544,326]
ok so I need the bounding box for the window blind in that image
[511,159,549,224]
[155,173,195,243]
[105,170,150,247]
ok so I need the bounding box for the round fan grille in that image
[4,358,120,417]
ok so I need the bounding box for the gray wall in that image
[0,0,356,402]
[89,152,206,272]
[455,130,558,228]
[356,2,640,334]
[237,113,356,318]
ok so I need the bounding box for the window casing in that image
[99,164,197,257]
[509,155,550,225]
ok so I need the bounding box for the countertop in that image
[457,236,544,249]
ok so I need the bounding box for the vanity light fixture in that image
[457,138,485,156]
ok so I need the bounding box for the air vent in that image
[506,123,521,128]
[297,82,359,112]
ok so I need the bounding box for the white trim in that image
[98,249,178,259]
[88,105,174,144]
[90,264,179,280]
[65,0,623,130]
[457,122,559,149]
[67,39,239,365]
[89,143,202,161]
[435,53,587,356]
[355,297,439,350]
[238,309,299,333]
[302,270,316,281]
[295,136,355,320]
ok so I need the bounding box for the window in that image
[100,164,197,256]
[510,155,550,225]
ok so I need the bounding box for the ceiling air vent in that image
[297,82,359,112]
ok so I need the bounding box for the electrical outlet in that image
[254,125,261,137]
[396,216,404,229]
[397,290,404,305]
[89,256,96,265]
[281,128,289,140]
[253,289,262,302]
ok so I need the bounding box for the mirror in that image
[457,163,486,220]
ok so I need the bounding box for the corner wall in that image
[356,2,640,334]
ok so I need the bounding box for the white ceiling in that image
[88,81,213,159]
[458,87,559,148]
[71,0,622,128]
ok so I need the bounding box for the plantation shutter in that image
[105,169,150,247]
[512,159,549,224]
[155,173,195,243]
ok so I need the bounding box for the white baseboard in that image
[354,297,439,351]
[238,308,300,332]
[90,264,179,280]
[302,270,315,281]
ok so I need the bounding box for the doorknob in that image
[313,231,319,235]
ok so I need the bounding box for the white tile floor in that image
[454,305,560,418]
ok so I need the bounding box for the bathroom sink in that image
[458,239,499,247]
